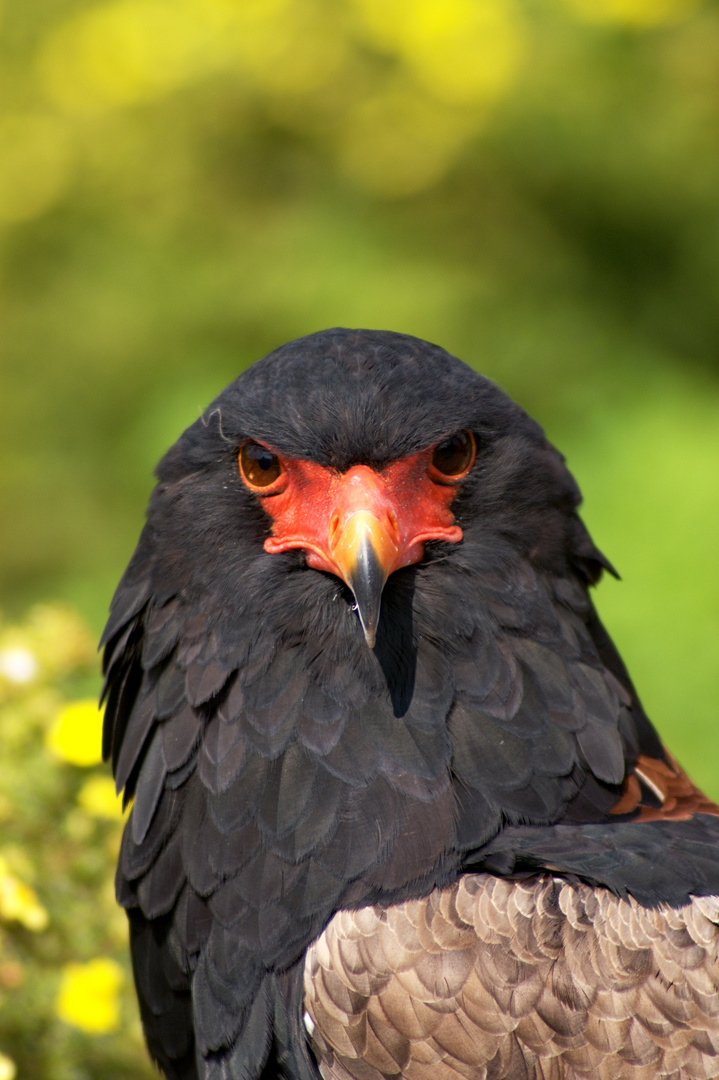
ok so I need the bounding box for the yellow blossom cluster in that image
[0,606,152,1078]
[46,699,104,767]
[56,957,125,1033]
[0,858,49,933]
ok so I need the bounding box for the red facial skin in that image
[245,449,467,586]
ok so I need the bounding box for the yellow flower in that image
[0,857,49,932]
[0,1051,17,1080]
[77,776,124,820]
[46,700,104,766]
[56,958,124,1034]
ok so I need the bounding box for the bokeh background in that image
[1,0,718,1075]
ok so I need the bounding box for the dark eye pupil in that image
[240,442,282,487]
[432,432,475,477]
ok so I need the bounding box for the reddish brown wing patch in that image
[612,753,719,821]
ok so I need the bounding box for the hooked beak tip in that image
[359,619,377,649]
[346,534,388,650]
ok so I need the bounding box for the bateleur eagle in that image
[101,328,719,1080]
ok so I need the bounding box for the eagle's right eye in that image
[239,441,283,489]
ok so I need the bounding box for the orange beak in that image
[320,470,407,647]
[325,511,397,647]
[262,458,463,647]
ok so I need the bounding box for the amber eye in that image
[431,431,476,478]
[239,441,282,489]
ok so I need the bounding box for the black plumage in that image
[101,328,719,1080]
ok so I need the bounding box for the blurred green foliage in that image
[2,0,718,624]
[0,7,718,1072]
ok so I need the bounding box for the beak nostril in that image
[328,513,341,549]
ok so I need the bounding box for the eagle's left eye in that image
[240,441,282,489]
[431,431,476,479]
